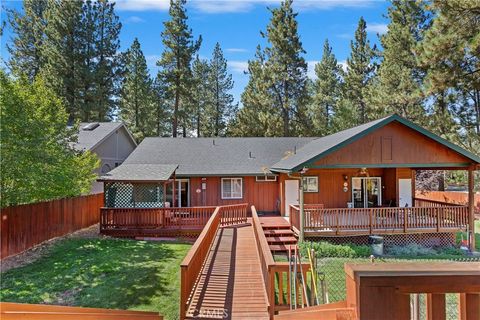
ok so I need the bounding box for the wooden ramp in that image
[186,221,269,320]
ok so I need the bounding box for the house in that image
[98,115,479,248]
[74,122,137,193]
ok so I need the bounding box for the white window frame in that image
[303,176,319,193]
[255,175,277,182]
[221,177,243,199]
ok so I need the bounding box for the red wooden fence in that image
[415,191,480,214]
[1,193,104,259]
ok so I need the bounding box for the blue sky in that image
[1,0,390,104]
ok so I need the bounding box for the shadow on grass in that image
[1,238,190,315]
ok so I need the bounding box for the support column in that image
[299,177,305,243]
[468,167,475,251]
[426,294,446,320]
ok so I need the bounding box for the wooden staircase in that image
[259,216,298,252]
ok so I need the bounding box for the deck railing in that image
[180,207,222,320]
[251,206,276,318]
[219,203,248,226]
[414,197,465,208]
[290,204,468,235]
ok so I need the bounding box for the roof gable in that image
[73,122,137,151]
[271,115,480,172]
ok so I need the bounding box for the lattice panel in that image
[307,232,456,248]
[104,182,164,208]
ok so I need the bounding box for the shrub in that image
[299,241,371,258]
[386,244,437,257]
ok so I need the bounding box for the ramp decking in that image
[186,221,269,320]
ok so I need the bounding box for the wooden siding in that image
[279,168,410,215]
[188,176,279,212]
[1,193,104,259]
[313,121,471,167]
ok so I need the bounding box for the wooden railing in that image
[251,206,276,318]
[414,197,465,208]
[179,203,248,320]
[219,203,248,226]
[345,262,480,320]
[0,302,163,319]
[289,204,325,232]
[290,204,469,235]
[100,206,217,234]
[180,207,222,320]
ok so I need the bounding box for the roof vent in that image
[82,122,100,131]
[249,151,255,159]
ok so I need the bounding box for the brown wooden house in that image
[99,115,479,248]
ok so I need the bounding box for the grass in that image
[0,238,191,320]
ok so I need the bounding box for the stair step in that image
[267,236,298,244]
[262,225,292,230]
[269,244,288,252]
[264,229,295,236]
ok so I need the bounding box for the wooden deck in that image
[186,220,269,319]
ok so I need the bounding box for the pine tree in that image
[6,0,48,81]
[343,17,376,124]
[418,1,480,153]
[152,75,171,137]
[190,57,211,137]
[234,0,308,137]
[205,43,237,137]
[92,0,122,120]
[368,0,429,123]
[310,39,343,135]
[119,38,156,141]
[157,0,201,137]
[42,0,84,123]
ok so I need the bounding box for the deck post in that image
[468,167,475,251]
[299,178,305,243]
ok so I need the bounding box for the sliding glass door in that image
[352,177,382,208]
[165,179,190,207]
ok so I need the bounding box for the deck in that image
[186,221,269,319]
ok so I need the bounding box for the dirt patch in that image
[1,224,109,273]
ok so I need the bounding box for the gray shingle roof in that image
[73,122,124,151]
[123,137,315,176]
[99,164,178,182]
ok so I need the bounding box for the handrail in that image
[414,197,465,207]
[219,203,248,226]
[251,206,276,319]
[180,207,222,320]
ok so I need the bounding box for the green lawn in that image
[0,238,191,320]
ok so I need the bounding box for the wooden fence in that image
[415,191,480,214]
[1,193,104,259]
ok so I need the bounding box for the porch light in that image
[300,167,309,175]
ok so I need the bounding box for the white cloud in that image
[339,60,348,72]
[226,48,249,53]
[228,61,249,74]
[115,0,169,11]
[367,23,388,35]
[116,0,376,13]
[125,16,146,23]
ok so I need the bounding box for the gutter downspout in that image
[288,173,305,243]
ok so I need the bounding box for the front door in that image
[285,180,299,216]
[352,177,382,208]
[398,178,412,207]
[166,179,190,207]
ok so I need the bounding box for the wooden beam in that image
[459,293,480,320]
[468,167,475,251]
[426,294,446,320]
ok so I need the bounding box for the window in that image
[255,175,277,182]
[101,163,111,174]
[221,178,243,199]
[303,176,318,192]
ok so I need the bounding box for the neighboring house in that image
[74,122,137,194]
[99,115,479,247]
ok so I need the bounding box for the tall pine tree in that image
[119,38,156,141]
[235,0,308,137]
[310,39,343,135]
[343,17,376,124]
[6,0,48,81]
[368,0,429,122]
[157,0,201,137]
[190,56,212,137]
[205,43,237,137]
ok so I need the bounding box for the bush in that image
[386,244,437,257]
[299,241,371,258]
